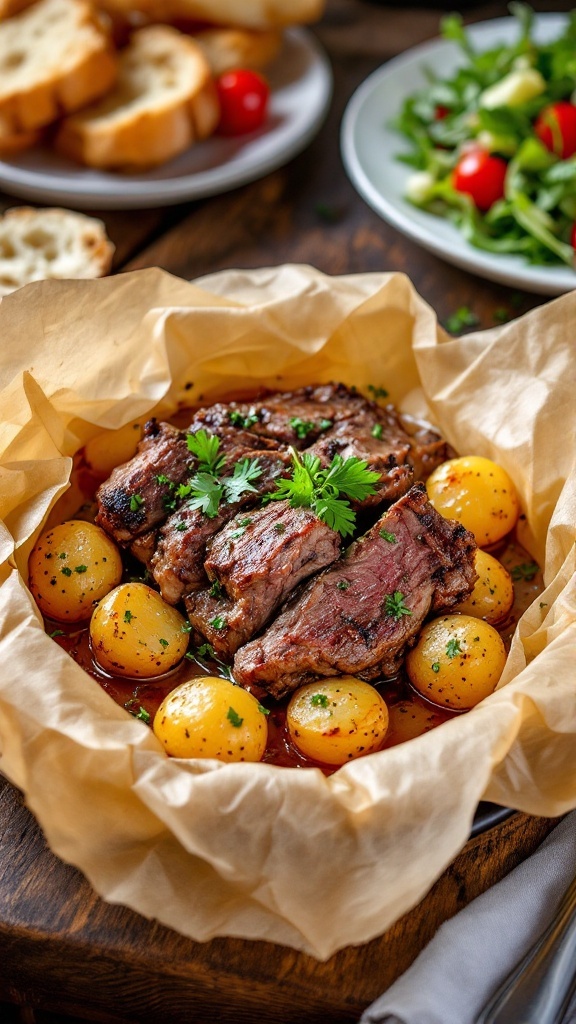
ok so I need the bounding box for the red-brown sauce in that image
[42,449,543,777]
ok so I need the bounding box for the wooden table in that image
[0,2,573,1021]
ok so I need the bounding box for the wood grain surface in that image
[1,1,574,1021]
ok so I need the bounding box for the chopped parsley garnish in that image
[368,385,389,399]
[58,552,67,559]
[227,706,244,727]
[384,591,412,620]
[130,494,144,512]
[230,517,253,539]
[126,703,151,724]
[196,642,214,657]
[431,662,440,673]
[371,424,383,440]
[209,580,223,599]
[289,417,316,439]
[257,704,270,716]
[186,428,226,475]
[446,638,462,659]
[267,448,380,537]
[210,616,227,631]
[159,638,169,648]
[48,629,65,638]
[229,410,259,429]
[124,609,134,623]
[444,306,480,334]
[337,579,350,590]
[311,693,329,708]
[60,566,72,577]
[175,521,187,532]
[74,565,87,574]
[511,562,539,582]
[273,522,286,534]
[379,529,397,543]
[178,431,263,519]
[155,474,174,487]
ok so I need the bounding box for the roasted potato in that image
[286,676,389,765]
[90,582,188,677]
[28,520,122,622]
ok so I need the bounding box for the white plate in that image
[0,28,332,211]
[341,14,576,296]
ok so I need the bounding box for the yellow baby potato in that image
[153,676,268,762]
[28,520,123,622]
[406,614,506,710]
[84,419,144,477]
[452,549,514,625]
[286,676,389,766]
[90,583,188,678]
[386,699,447,746]
[426,455,520,546]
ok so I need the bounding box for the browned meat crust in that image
[151,445,292,604]
[95,419,192,544]
[233,484,477,699]
[184,501,341,659]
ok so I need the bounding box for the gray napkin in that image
[360,811,576,1024]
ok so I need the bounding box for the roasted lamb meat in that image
[151,444,292,604]
[233,484,477,699]
[95,420,192,544]
[185,500,342,659]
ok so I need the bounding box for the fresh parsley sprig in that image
[187,428,226,475]
[181,430,262,518]
[267,448,380,537]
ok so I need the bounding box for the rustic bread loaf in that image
[95,0,324,30]
[0,0,37,17]
[0,207,114,296]
[194,27,281,76]
[54,25,220,170]
[0,0,117,138]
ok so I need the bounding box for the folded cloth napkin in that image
[360,811,576,1024]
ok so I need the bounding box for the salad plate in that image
[0,29,332,211]
[341,13,576,296]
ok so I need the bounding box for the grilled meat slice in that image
[185,501,341,659]
[307,407,414,507]
[190,383,375,449]
[151,445,291,604]
[95,419,192,544]
[233,484,477,699]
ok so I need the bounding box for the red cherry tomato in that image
[535,102,576,160]
[452,148,508,211]
[215,69,270,136]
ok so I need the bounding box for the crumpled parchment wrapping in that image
[0,264,574,960]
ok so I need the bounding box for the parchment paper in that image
[0,264,574,960]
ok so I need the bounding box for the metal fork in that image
[476,872,576,1024]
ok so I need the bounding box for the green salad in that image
[394,3,576,269]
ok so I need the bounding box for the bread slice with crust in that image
[0,207,114,296]
[96,0,325,30]
[55,25,220,171]
[0,0,117,136]
[193,26,281,76]
[0,0,37,18]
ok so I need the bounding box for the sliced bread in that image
[0,207,114,296]
[0,0,118,135]
[54,25,220,171]
[0,0,37,17]
[193,27,282,76]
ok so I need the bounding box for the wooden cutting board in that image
[0,775,560,1024]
